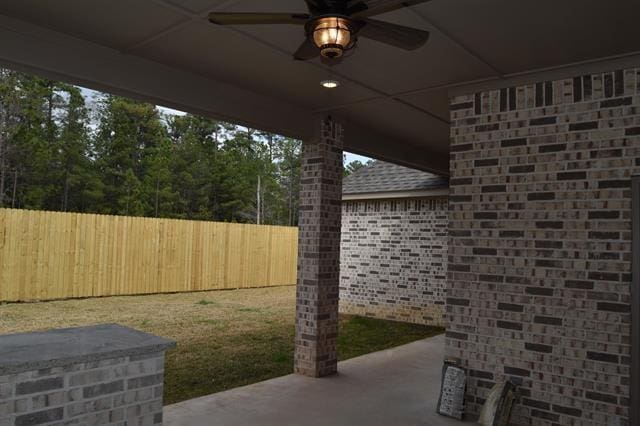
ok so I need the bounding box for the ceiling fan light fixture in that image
[312,17,352,59]
[321,79,340,89]
[208,0,432,62]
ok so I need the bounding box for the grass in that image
[195,300,217,306]
[337,315,443,360]
[0,286,443,404]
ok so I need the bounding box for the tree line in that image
[0,68,303,226]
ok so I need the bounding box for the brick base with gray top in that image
[0,324,175,426]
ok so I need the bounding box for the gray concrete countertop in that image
[0,323,176,375]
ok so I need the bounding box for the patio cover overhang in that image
[2,1,640,421]
[1,0,640,176]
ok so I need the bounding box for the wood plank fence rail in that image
[0,208,298,302]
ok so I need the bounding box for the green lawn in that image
[0,286,444,404]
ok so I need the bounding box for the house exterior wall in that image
[339,197,448,326]
[446,68,640,424]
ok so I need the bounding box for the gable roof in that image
[343,161,448,198]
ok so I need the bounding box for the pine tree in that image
[0,67,308,225]
[8,73,54,209]
[168,113,221,220]
[0,68,21,207]
[94,95,169,216]
[344,158,373,177]
[55,84,96,212]
[276,138,302,226]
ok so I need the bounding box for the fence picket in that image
[0,209,298,302]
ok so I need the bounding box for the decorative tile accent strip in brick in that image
[294,117,344,377]
[340,197,448,325]
[446,68,640,425]
[0,324,175,426]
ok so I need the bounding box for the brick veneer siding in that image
[339,197,448,325]
[0,325,174,426]
[0,353,165,426]
[294,117,343,377]
[447,68,639,424]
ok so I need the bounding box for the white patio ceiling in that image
[0,0,639,174]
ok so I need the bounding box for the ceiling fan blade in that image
[208,13,309,25]
[350,0,431,18]
[304,0,331,14]
[356,19,429,50]
[293,39,320,61]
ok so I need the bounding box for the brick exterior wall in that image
[447,68,640,424]
[339,197,448,326]
[0,352,166,426]
[294,117,343,377]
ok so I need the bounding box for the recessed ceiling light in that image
[321,79,340,89]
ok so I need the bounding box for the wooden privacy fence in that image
[0,208,298,302]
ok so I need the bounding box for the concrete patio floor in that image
[164,334,472,426]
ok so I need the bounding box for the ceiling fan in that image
[208,0,431,63]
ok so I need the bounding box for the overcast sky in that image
[80,87,371,165]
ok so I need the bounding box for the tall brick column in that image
[294,116,343,377]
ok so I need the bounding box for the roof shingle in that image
[342,161,448,195]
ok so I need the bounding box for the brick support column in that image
[294,116,343,377]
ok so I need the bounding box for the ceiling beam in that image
[340,118,449,175]
[124,0,242,53]
[407,7,505,78]
[449,50,640,96]
[313,78,487,114]
[0,13,313,139]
